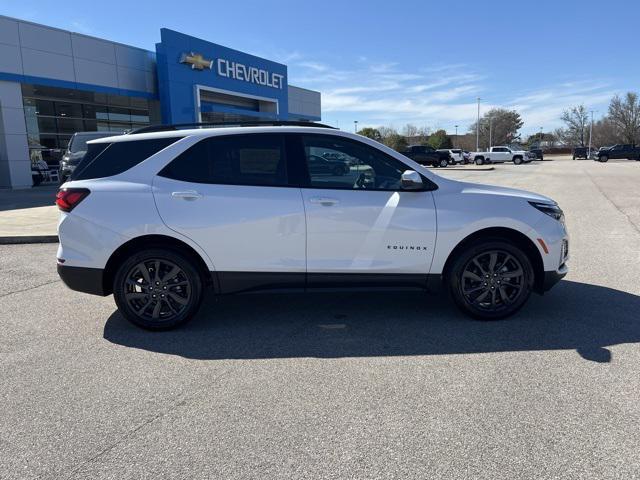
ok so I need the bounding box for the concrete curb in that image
[437,166,495,171]
[0,235,58,245]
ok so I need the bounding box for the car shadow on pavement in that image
[103,280,640,363]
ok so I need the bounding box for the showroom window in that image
[21,84,159,168]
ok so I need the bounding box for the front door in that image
[295,134,437,283]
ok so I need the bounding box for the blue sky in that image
[2,0,638,135]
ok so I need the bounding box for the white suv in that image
[56,123,569,330]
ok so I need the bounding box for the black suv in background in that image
[595,144,640,162]
[572,147,592,160]
[529,148,544,160]
[401,145,450,167]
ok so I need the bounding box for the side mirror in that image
[401,170,424,190]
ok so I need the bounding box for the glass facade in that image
[21,84,160,168]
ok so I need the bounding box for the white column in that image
[0,81,31,189]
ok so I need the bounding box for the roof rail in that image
[128,120,336,135]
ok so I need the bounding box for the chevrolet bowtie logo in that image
[179,52,213,70]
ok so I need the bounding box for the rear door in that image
[491,147,509,162]
[293,134,437,283]
[153,133,306,291]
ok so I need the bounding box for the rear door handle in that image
[171,190,203,201]
[309,197,339,206]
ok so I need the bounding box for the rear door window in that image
[159,134,288,187]
[72,137,180,181]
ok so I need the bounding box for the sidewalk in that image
[0,186,58,243]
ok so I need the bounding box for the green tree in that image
[357,127,383,142]
[427,129,453,149]
[469,108,523,149]
[383,133,408,152]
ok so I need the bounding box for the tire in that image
[513,156,523,165]
[600,155,608,162]
[572,156,576,160]
[439,158,449,168]
[475,157,484,165]
[447,239,535,320]
[113,248,204,330]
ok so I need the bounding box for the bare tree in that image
[591,117,620,148]
[402,124,430,145]
[559,105,589,147]
[608,92,640,144]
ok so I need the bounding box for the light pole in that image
[588,111,595,156]
[540,127,543,147]
[454,124,458,148]
[354,120,358,134]
[489,116,493,149]
[476,97,481,151]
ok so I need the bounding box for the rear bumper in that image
[57,264,107,296]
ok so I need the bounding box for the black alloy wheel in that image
[114,248,203,330]
[448,240,534,320]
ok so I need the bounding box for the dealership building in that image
[0,15,321,188]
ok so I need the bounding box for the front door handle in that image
[171,190,203,201]
[309,197,340,206]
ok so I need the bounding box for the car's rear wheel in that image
[439,158,449,168]
[447,240,534,320]
[113,248,204,330]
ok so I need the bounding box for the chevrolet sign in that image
[179,52,284,90]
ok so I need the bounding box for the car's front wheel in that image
[513,156,523,165]
[599,155,608,162]
[447,240,534,320]
[475,157,484,165]
[113,248,204,330]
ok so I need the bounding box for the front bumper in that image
[541,264,568,292]
[57,264,108,296]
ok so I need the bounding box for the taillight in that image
[56,188,90,212]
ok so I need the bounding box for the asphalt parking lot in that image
[1,157,640,479]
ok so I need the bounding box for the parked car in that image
[572,147,593,160]
[56,122,568,330]
[438,148,465,164]
[594,144,640,162]
[529,148,544,160]
[402,145,450,167]
[469,146,533,165]
[308,154,350,175]
[59,131,125,184]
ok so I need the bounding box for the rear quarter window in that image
[72,137,180,181]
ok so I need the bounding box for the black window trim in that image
[291,133,438,192]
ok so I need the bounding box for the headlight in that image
[529,201,564,222]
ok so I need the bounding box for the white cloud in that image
[287,56,619,135]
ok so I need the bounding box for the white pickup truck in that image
[470,146,533,165]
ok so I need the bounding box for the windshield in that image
[68,133,115,153]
